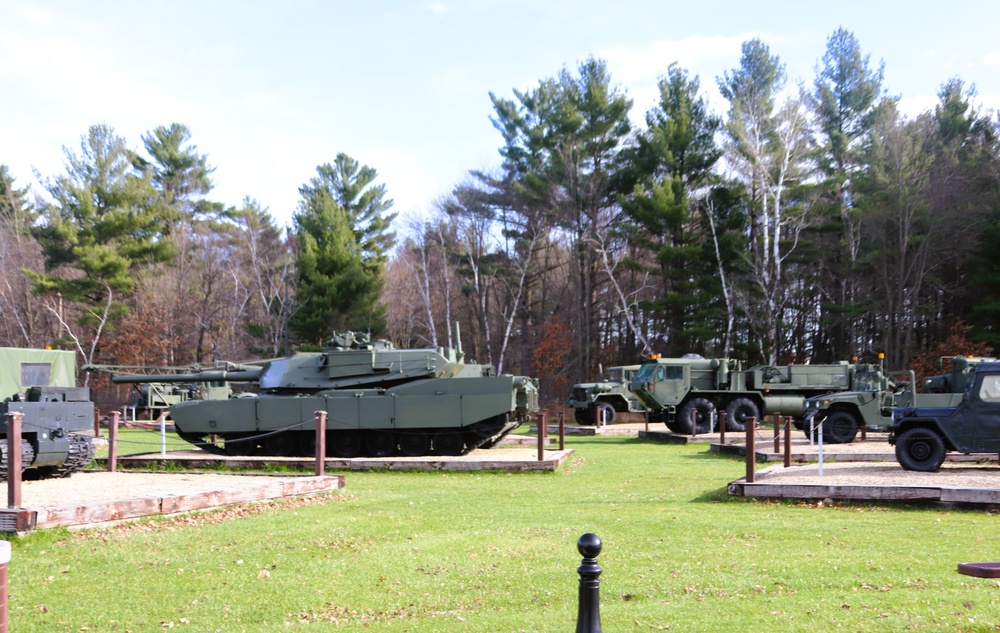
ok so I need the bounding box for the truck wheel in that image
[574,409,591,425]
[678,398,716,434]
[822,411,859,444]
[895,428,946,472]
[595,402,616,426]
[725,398,759,432]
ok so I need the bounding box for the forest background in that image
[2,29,999,407]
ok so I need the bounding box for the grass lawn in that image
[10,435,1000,632]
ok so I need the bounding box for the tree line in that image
[2,29,998,406]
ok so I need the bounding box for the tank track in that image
[0,439,37,481]
[37,434,96,479]
[176,414,522,458]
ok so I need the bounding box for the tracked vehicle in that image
[0,348,95,479]
[112,330,539,458]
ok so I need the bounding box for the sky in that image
[3,0,999,230]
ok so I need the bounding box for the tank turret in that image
[109,329,539,459]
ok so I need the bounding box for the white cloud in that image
[983,53,1000,66]
[427,2,447,16]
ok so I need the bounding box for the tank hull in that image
[170,374,537,457]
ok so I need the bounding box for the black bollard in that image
[576,533,603,633]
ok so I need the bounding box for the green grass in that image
[90,427,193,459]
[12,436,1000,632]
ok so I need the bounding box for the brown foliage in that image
[907,322,994,389]
[532,316,573,407]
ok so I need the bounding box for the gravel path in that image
[17,471,306,508]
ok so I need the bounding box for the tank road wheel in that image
[433,431,465,456]
[895,428,946,472]
[398,431,431,457]
[725,398,759,432]
[224,433,258,456]
[822,411,859,444]
[330,431,362,458]
[364,430,397,458]
[595,402,616,426]
[262,431,297,457]
[296,432,316,457]
[678,398,717,435]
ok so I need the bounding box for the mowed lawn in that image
[10,435,1000,632]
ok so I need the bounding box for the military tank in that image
[0,347,96,479]
[111,330,539,458]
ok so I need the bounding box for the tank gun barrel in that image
[111,366,263,384]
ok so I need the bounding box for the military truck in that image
[890,361,1000,471]
[629,356,886,434]
[0,347,95,479]
[112,330,539,458]
[568,365,644,425]
[801,356,996,444]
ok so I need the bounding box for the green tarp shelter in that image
[0,347,78,396]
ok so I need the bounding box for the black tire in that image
[262,431,297,456]
[822,410,859,444]
[595,402,616,426]
[433,431,465,456]
[574,409,591,425]
[724,398,759,432]
[364,430,397,457]
[398,431,431,457]
[330,430,363,458]
[678,397,716,434]
[895,427,946,472]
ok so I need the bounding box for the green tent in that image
[0,347,78,396]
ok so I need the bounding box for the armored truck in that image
[801,356,995,444]
[567,365,644,426]
[0,347,95,479]
[113,331,539,458]
[890,361,1000,471]
[629,357,885,434]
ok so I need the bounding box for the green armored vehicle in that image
[568,365,644,425]
[802,356,995,444]
[629,356,881,434]
[0,347,95,479]
[112,331,539,458]
[890,361,1000,471]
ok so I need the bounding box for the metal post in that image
[108,411,120,473]
[537,412,544,462]
[745,416,756,483]
[315,411,327,476]
[719,411,726,444]
[818,418,824,477]
[861,423,867,441]
[159,411,167,457]
[773,412,781,453]
[93,407,101,438]
[0,540,9,633]
[644,409,649,433]
[558,411,565,451]
[575,533,603,633]
[783,416,791,468]
[5,413,21,509]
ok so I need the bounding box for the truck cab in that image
[890,361,1000,471]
